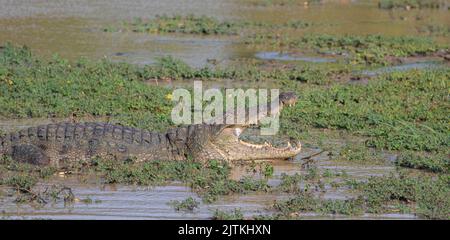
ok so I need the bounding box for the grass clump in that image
[355,173,450,219]
[169,197,200,212]
[269,173,449,219]
[3,175,37,192]
[212,209,244,220]
[272,191,364,218]
[245,0,321,7]
[107,14,314,35]
[276,173,303,193]
[378,0,446,9]
[418,24,450,37]
[395,151,449,173]
[121,15,243,35]
[247,34,444,65]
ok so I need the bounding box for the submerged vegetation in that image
[104,16,448,68]
[212,209,244,220]
[122,15,243,35]
[105,15,313,35]
[104,14,448,66]
[246,34,445,65]
[169,197,200,212]
[266,173,449,219]
[378,0,447,9]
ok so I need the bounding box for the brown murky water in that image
[0,160,416,220]
[1,0,449,67]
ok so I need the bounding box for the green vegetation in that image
[0,43,173,131]
[338,143,385,164]
[418,24,450,37]
[355,173,449,219]
[247,34,444,65]
[169,197,200,212]
[1,44,449,219]
[212,209,244,220]
[106,15,313,35]
[378,0,446,9]
[281,68,449,152]
[276,173,304,193]
[265,173,449,219]
[244,0,321,7]
[104,14,447,67]
[0,155,74,205]
[272,191,365,218]
[1,44,448,156]
[123,15,243,35]
[0,155,269,205]
[395,151,449,173]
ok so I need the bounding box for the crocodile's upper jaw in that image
[193,91,302,162]
[196,126,301,162]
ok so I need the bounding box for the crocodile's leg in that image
[11,144,50,165]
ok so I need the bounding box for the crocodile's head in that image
[185,92,301,162]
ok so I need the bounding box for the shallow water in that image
[0,0,448,67]
[360,61,446,76]
[255,51,338,62]
[0,151,415,220]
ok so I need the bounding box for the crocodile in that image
[0,92,301,168]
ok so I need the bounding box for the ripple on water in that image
[255,51,338,63]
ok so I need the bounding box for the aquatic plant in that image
[105,14,314,35]
[246,34,444,65]
[169,197,200,212]
[212,209,244,220]
[378,0,447,9]
[356,173,450,219]
[127,15,242,35]
[395,151,449,173]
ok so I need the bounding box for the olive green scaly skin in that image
[0,122,226,168]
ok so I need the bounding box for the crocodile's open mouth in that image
[197,91,301,162]
[210,126,302,161]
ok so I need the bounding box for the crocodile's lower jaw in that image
[200,126,302,162]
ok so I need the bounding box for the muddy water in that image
[1,0,449,67]
[255,51,338,62]
[360,60,446,76]
[0,120,416,219]
[0,149,415,220]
